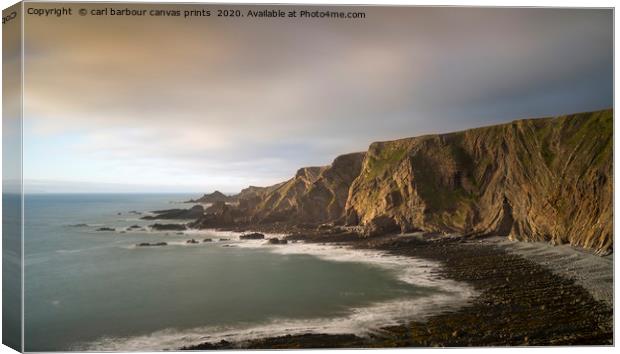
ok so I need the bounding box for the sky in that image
[20,5,613,193]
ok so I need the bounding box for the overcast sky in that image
[22,5,612,193]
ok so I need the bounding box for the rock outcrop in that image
[192,109,612,255]
[186,191,234,203]
[240,232,265,240]
[189,201,245,228]
[345,109,612,254]
[235,152,366,224]
[141,205,205,220]
[150,223,187,231]
[137,242,168,247]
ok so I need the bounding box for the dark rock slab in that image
[137,242,167,247]
[142,205,204,220]
[240,232,265,240]
[150,223,187,231]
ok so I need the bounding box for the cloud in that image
[22,5,613,192]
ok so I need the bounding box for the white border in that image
[0,1,616,354]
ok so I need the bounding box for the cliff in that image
[194,109,612,255]
[186,191,234,203]
[345,109,612,254]
[236,152,366,224]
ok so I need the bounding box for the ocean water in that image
[23,194,473,351]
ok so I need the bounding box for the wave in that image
[78,238,476,351]
[77,294,467,351]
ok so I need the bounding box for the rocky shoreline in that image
[182,232,613,349]
[179,110,613,255]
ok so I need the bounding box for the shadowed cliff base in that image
[188,108,613,255]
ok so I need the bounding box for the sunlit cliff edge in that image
[195,109,613,255]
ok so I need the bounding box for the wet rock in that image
[189,202,242,229]
[240,232,265,240]
[96,227,115,232]
[186,239,199,244]
[142,205,204,220]
[137,242,167,247]
[150,223,187,231]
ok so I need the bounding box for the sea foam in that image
[77,233,476,351]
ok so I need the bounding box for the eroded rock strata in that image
[185,191,234,203]
[191,109,613,254]
[346,109,613,254]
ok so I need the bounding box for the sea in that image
[22,193,473,351]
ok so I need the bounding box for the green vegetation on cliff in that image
[346,109,613,254]
[215,109,612,255]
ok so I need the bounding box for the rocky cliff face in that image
[236,152,366,224]
[345,109,612,254]
[194,109,612,255]
[186,191,233,203]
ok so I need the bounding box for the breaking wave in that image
[77,235,476,351]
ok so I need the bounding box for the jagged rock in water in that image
[240,232,265,240]
[150,223,187,231]
[141,205,204,220]
[267,238,288,245]
[189,202,242,228]
[137,242,167,247]
[127,225,143,231]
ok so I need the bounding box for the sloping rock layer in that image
[195,109,613,254]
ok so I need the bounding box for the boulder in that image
[267,238,288,244]
[137,242,167,247]
[150,223,187,231]
[240,232,265,240]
